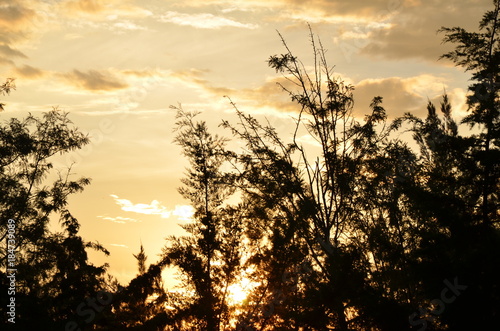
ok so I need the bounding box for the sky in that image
[0,0,492,286]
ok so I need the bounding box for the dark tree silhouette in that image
[0,78,15,111]
[440,0,500,227]
[134,242,148,276]
[160,106,244,330]
[0,107,109,330]
[399,1,500,329]
[1,2,498,330]
[221,29,414,330]
[105,258,169,329]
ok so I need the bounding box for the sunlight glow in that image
[228,283,249,305]
[227,275,259,305]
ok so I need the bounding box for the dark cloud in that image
[0,1,36,68]
[0,44,27,58]
[360,0,493,62]
[173,67,434,118]
[0,57,13,66]
[172,68,297,113]
[286,0,404,17]
[62,69,129,92]
[0,1,35,27]
[354,77,427,118]
[0,44,27,67]
[14,64,45,78]
[274,0,492,63]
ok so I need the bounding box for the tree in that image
[221,29,415,330]
[0,78,15,111]
[105,251,170,330]
[134,242,148,276]
[0,108,109,329]
[397,2,500,328]
[160,106,244,330]
[439,0,500,227]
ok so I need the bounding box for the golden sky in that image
[0,0,490,285]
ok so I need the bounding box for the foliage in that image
[0,78,15,111]
[0,109,109,330]
[1,2,499,330]
[159,106,244,330]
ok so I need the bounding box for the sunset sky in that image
[1,0,491,286]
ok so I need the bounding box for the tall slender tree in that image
[439,0,500,227]
[161,106,244,330]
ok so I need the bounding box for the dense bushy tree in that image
[401,2,500,329]
[0,106,109,330]
[103,256,170,330]
[440,0,499,227]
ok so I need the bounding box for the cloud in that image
[0,44,27,59]
[172,68,233,95]
[0,1,35,28]
[109,243,129,248]
[121,68,166,78]
[176,0,400,17]
[353,75,450,118]
[171,205,196,222]
[0,1,50,68]
[171,67,455,121]
[68,19,149,34]
[111,20,147,32]
[61,69,129,92]
[66,0,104,14]
[97,215,140,224]
[358,0,492,62]
[13,64,46,79]
[110,194,194,221]
[251,0,491,64]
[51,67,170,95]
[159,11,258,29]
[0,44,27,67]
[172,69,295,113]
[64,0,152,18]
[175,0,403,24]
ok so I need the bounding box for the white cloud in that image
[109,243,129,248]
[159,11,258,29]
[172,205,195,221]
[97,215,140,223]
[110,194,194,220]
[112,20,147,32]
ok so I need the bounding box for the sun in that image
[227,283,249,305]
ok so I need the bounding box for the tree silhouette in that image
[160,106,244,330]
[399,1,500,328]
[106,261,169,329]
[134,242,148,276]
[439,0,499,227]
[221,29,415,330]
[2,2,499,330]
[0,108,109,330]
[0,78,15,111]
